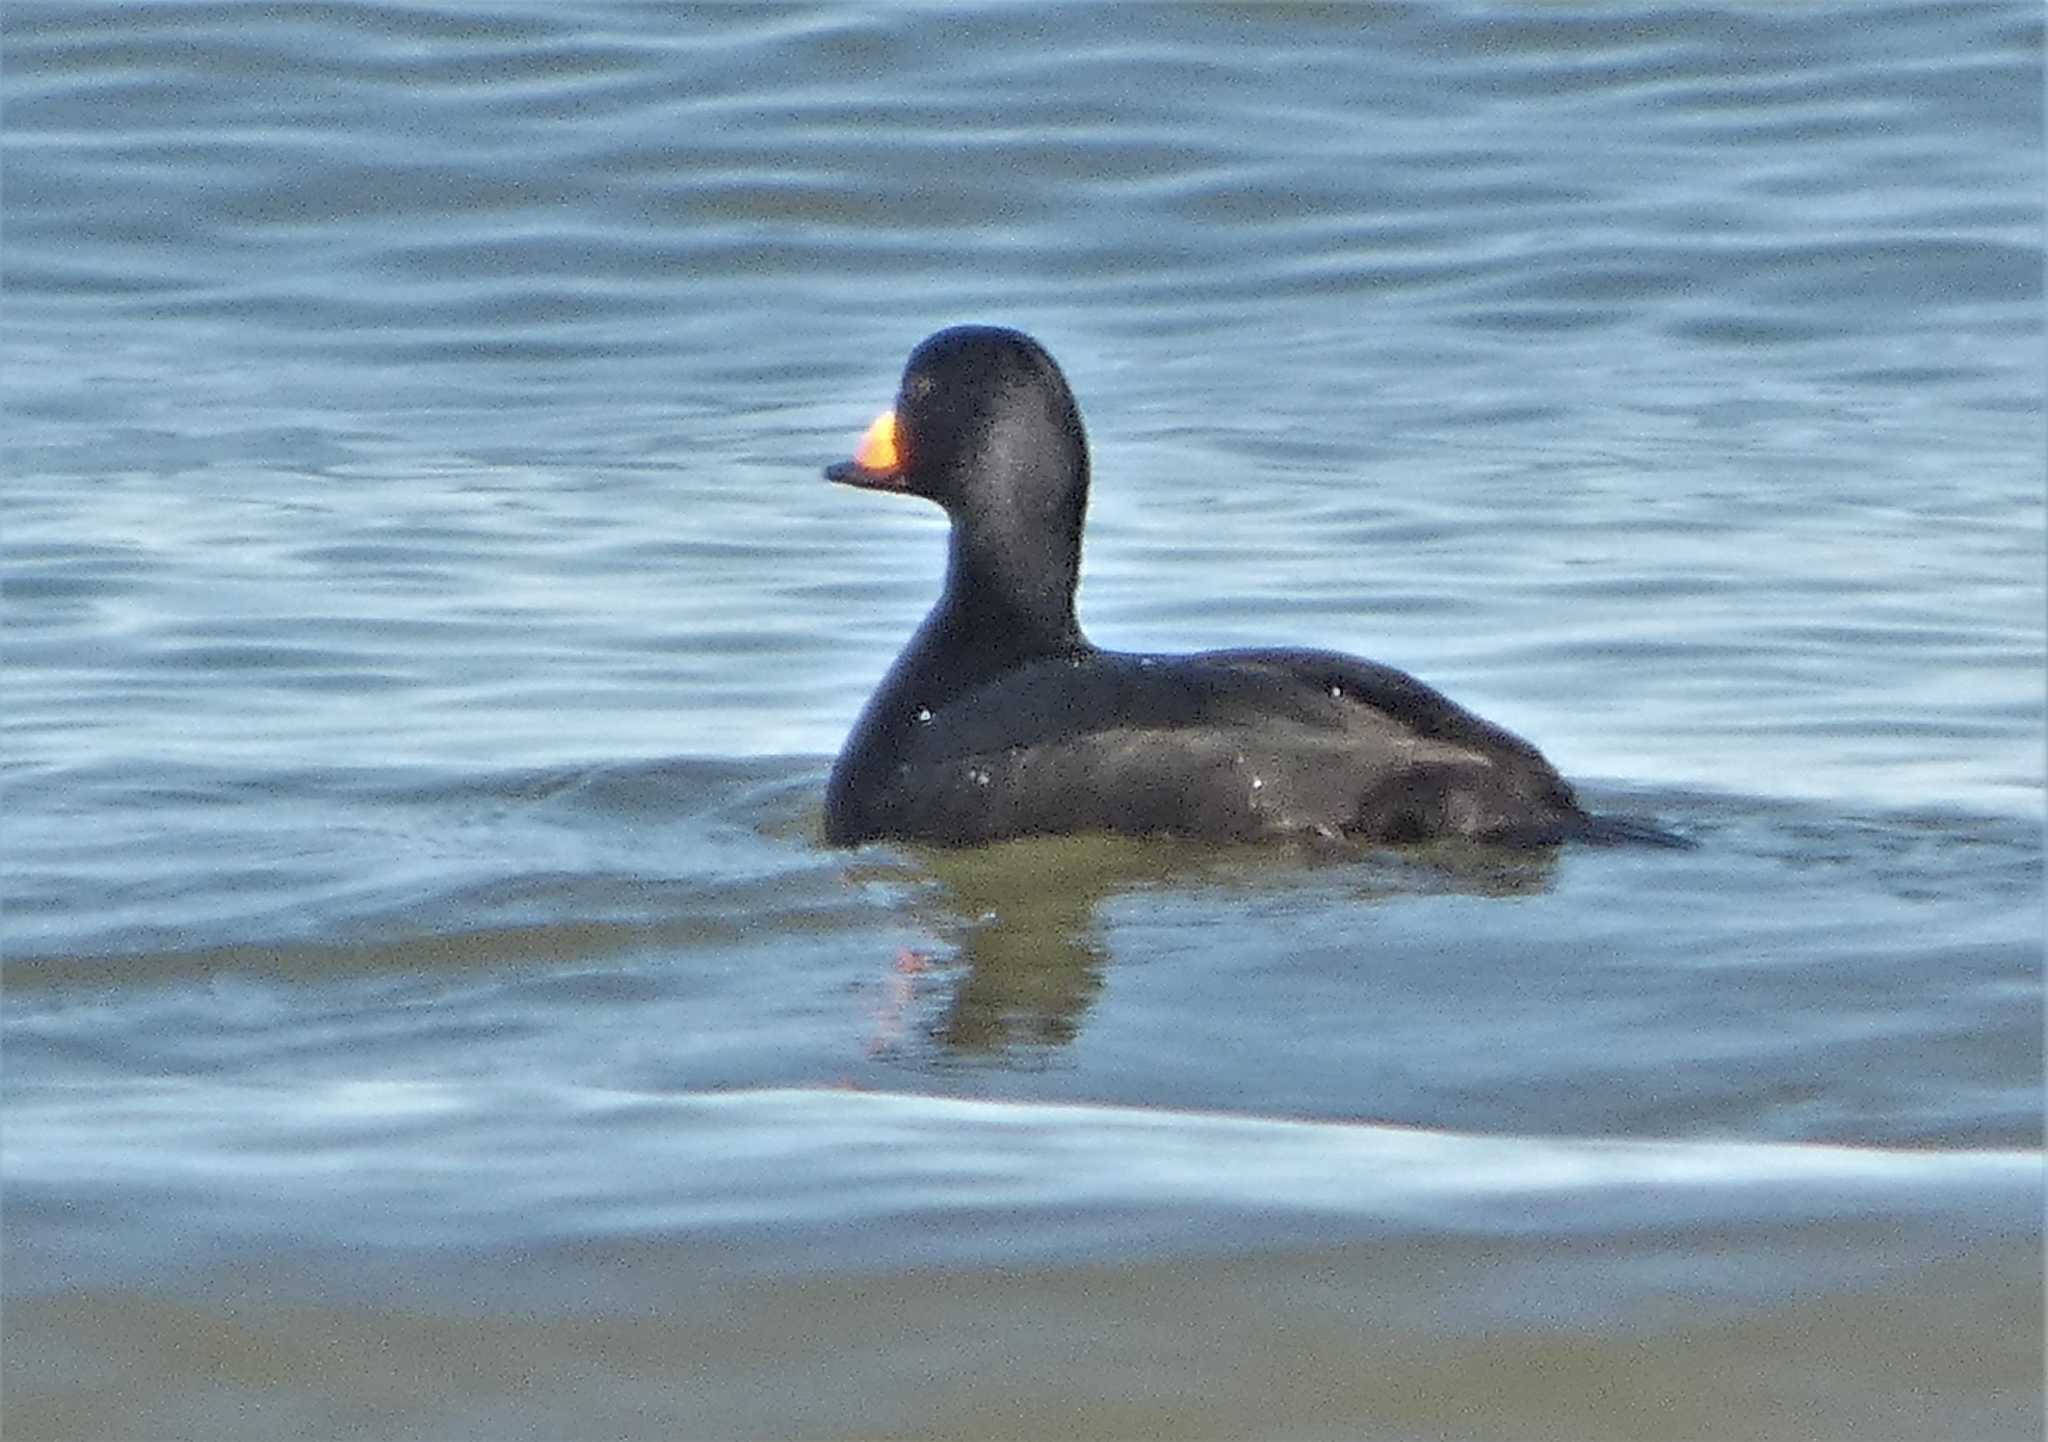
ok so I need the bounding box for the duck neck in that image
[923,516,1087,691]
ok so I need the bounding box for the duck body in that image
[826,641,1582,847]
[823,325,1612,850]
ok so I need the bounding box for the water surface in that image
[3,3,2042,1438]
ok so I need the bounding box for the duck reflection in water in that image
[857,834,1560,1059]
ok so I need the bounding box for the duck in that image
[822,325,1666,850]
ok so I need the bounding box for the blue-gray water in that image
[3,3,2042,1439]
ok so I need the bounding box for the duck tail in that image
[1566,811,1695,849]
[1491,811,1695,850]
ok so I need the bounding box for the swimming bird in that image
[823,325,1661,849]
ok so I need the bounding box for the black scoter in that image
[823,325,1663,849]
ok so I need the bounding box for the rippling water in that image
[4,3,2042,1439]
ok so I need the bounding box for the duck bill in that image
[824,458,904,490]
[825,409,906,490]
